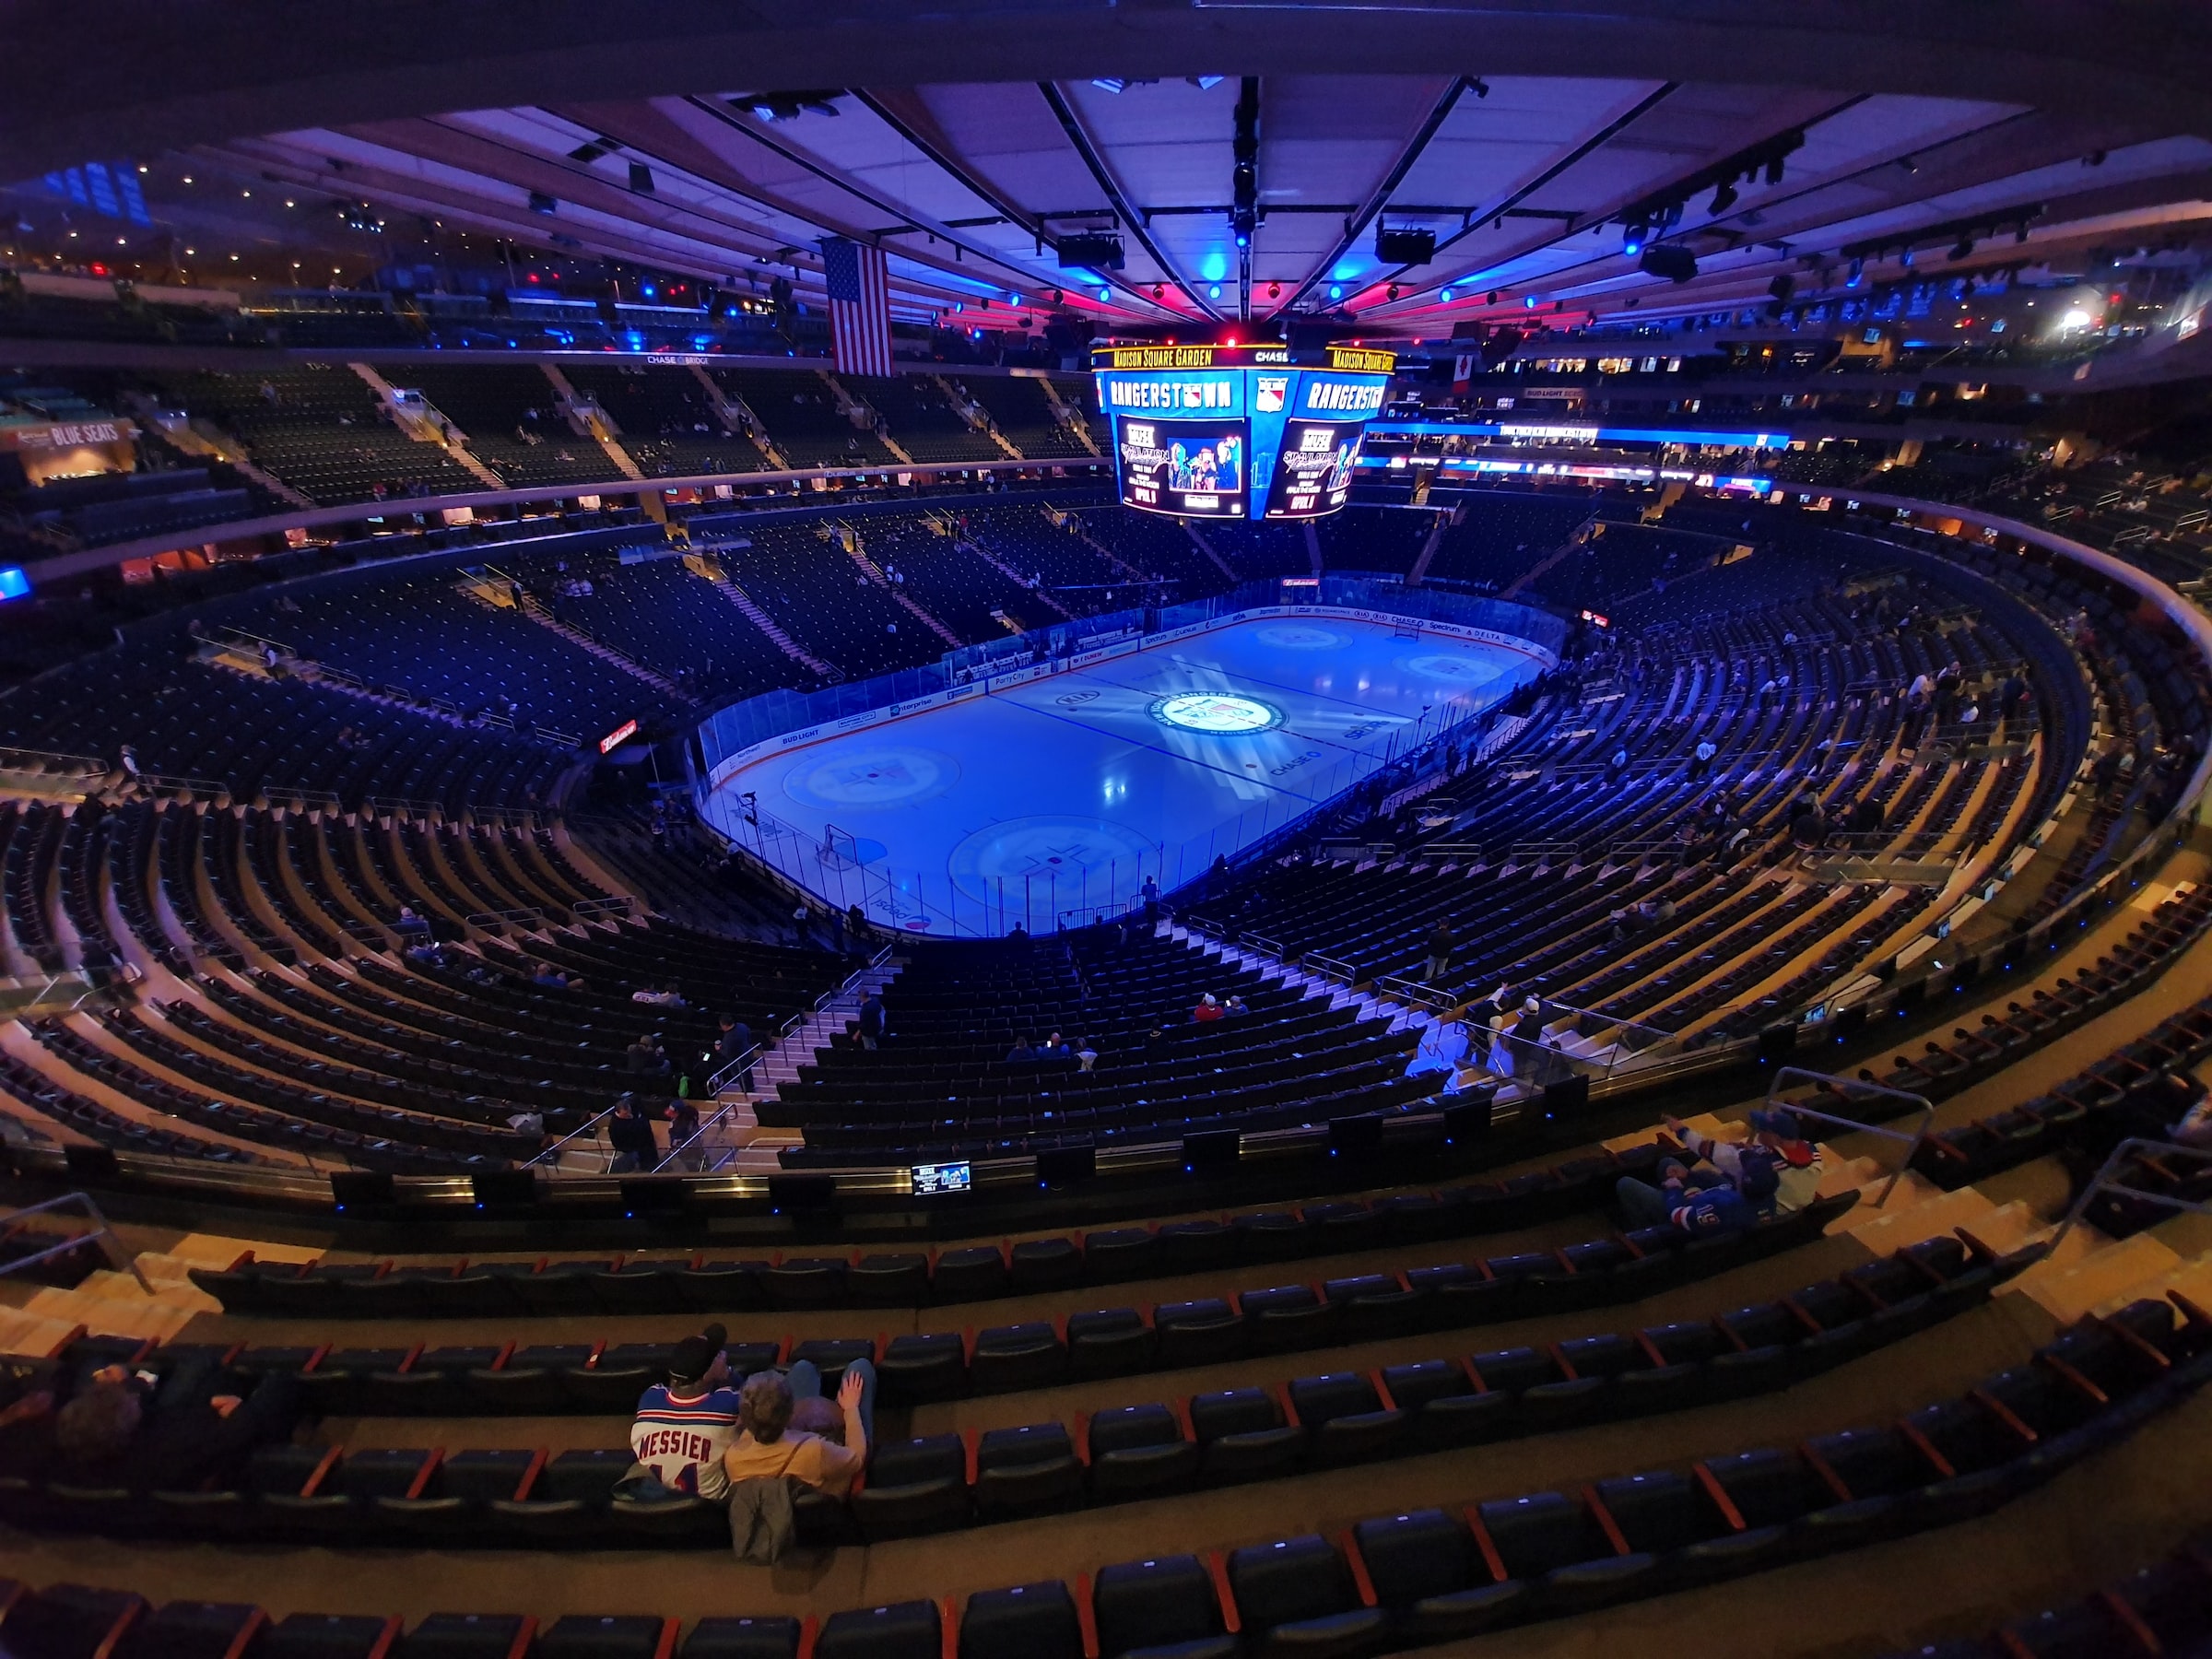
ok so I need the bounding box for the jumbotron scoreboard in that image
[1090,341,1395,521]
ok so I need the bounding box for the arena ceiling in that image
[8,1,2212,336]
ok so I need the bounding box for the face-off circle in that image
[1150,692,1286,735]
[1253,623,1343,650]
[1402,653,1508,687]
[783,744,961,810]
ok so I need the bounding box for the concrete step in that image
[23,1284,204,1343]
[2091,1247,2212,1321]
[2004,1230,2183,1324]
[1830,1179,1994,1249]
[0,1309,86,1360]
[162,1232,323,1270]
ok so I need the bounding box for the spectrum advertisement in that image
[1092,344,1394,521]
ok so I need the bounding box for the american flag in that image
[821,237,893,380]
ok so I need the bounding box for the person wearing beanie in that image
[628,1324,739,1500]
[1666,1111,1826,1217]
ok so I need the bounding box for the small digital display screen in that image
[1114,418,1248,518]
[911,1160,972,1195]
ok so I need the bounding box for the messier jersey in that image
[630,1382,741,1498]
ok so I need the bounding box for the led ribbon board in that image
[1092,343,1394,521]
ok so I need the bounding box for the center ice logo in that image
[1151,692,1285,735]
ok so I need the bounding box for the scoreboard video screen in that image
[1092,342,1394,521]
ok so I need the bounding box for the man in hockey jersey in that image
[1614,1157,1757,1237]
[1665,1109,1827,1218]
[628,1324,740,1500]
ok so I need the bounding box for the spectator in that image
[788,1396,844,1443]
[1615,1158,1758,1236]
[36,1354,301,1493]
[1037,1030,1072,1061]
[607,1095,659,1172]
[1665,1112,1822,1216]
[1424,921,1455,983]
[1193,994,1224,1023]
[1140,875,1160,922]
[724,1359,873,1498]
[855,992,886,1051]
[1502,995,1547,1073]
[394,905,431,938]
[715,1015,756,1091]
[1006,1032,1039,1064]
[1075,1036,1099,1072]
[627,1324,739,1500]
[632,982,686,1007]
[1688,737,1717,781]
[626,1034,666,1077]
[668,1095,702,1169]
[1222,994,1249,1018]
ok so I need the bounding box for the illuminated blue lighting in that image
[1327,284,1343,301]
[641,283,655,298]
[1200,250,1230,282]
[1524,296,1537,309]
[1332,260,1360,280]
[1098,285,1111,300]
[1208,283,1222,300]
[0,568,30,602]
[1441,288,1454,301]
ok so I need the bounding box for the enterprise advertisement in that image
[1114,417,1249,518]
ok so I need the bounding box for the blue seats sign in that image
[912,1159,972,1195]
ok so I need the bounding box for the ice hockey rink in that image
[703,615,1548,935]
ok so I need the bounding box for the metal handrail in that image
[571,896,637,920]
[704,1042,762,1098]
[0,745,110,779]
[2046,1137,2212,1258]
[465,906,544,931]
[0,1190,150,1292]
[524,1100,625,1170]
[1764,1065,1936,1209]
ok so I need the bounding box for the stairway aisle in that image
[695,956,905,1172]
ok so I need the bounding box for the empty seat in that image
[1092,1555,1232,1659]
[1229,1534,1388,1659]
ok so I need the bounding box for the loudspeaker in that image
[1441,1097,1494,1145]
[472,1169,537,1207]
[1538,1075,1591,1125]
[1037,1144,1097,1185]
[1182,1128,1241,1172]
[620,1177,687,1214]
[330,1171,395,1210]
[62,1144,119,1182]
[1056,233,1125,270]
[767,1174,838,1212]
[1376,227,1437,265]
[1327,1113,1384,1157]
[1639,244,1699,283]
